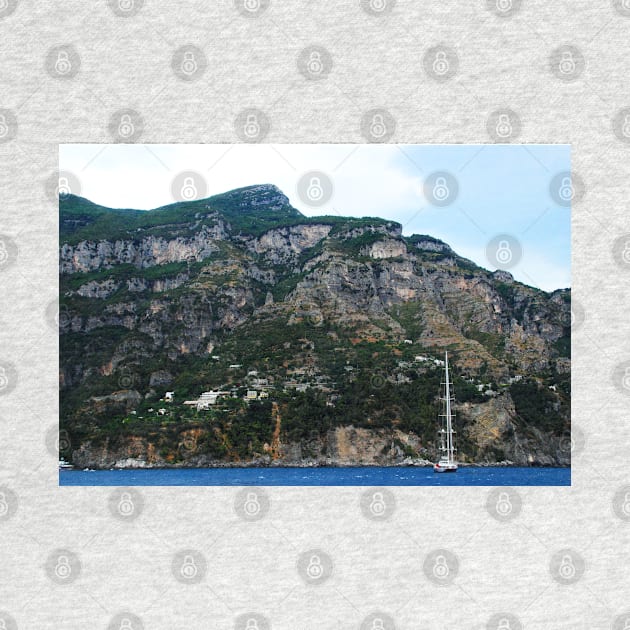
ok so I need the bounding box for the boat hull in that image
[433,464,458,473]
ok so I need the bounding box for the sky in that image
[59,144,571,292]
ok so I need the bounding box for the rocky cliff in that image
[59,185,571,468]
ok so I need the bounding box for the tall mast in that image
[444,351,453,462]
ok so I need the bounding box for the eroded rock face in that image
[60,223,227,273]
[361,238,407,259]
[247,224,332,264]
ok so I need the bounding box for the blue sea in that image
[59,466,570,486]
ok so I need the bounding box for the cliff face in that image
[59,185,571,468]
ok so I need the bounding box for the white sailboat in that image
[434,351,458,473]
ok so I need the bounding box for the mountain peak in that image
[217,183,296,214]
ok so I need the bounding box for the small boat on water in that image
[434,351,458,473]
[58,459,74,470]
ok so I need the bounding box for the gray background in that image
[1,1,630,628]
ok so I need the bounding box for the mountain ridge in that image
[59,185,571,468]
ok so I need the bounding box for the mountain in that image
[59,184,571,468]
